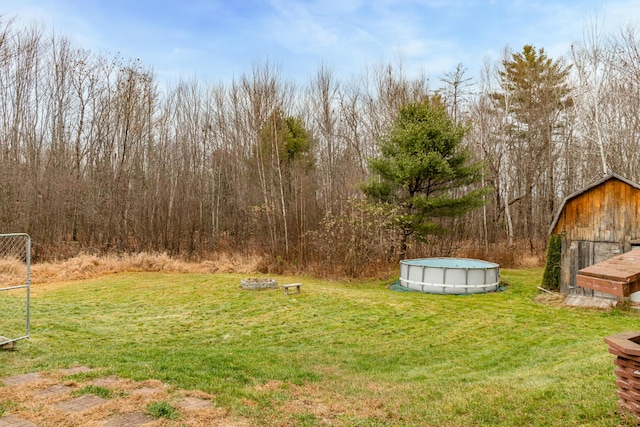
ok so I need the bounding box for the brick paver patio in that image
[130,387,162,396]
[101,411,154,427]
[54,394,108,413]
[0,373,41,386]
[59,366,95,376]
[35,384,75,397]
[0,414,37,427]
[0,368,232,426]
[178,396,211,409]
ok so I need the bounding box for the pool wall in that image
[399,258,500,295]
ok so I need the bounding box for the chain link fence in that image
[0,233,31,347]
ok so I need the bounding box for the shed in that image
[548,174,640,297]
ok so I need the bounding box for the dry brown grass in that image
[272,380,402,426]
[0,259,25,286]
[4,249,397,286]
[1,240,545,287]
[10,250,397,285]
[0,369,250,427]
[1,252,266,285]
[532,292,565,306]
[455,239,546,269]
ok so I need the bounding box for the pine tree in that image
[362,99,486,259]
[493,45,572,238]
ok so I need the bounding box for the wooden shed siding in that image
[551,178,640,242]
[551,177,640,295]
[624,182,633,236]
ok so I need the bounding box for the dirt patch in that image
[533,292,565,305]
[0,367,250,426]
[277,381,401,425]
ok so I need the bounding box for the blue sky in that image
[1,1,638,87]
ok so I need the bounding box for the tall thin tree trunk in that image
[273,122,289,256]
[503,179,514,247]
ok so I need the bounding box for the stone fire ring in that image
[240,278,278,290]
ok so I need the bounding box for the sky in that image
[1,0,639,88]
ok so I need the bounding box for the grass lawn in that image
[1,268,639,426]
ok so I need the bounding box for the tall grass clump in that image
[147,401,179,420]
[72,385,112,399]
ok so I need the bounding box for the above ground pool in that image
[399,258,500,295]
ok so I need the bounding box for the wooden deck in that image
[576,252,640,298]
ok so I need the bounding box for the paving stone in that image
[35,384,75,397]
[0,414,37,427]
[91,377,120,387]
[0,373,41,386]
[101,411,154,427]
[0,370,228,425]
[59,366,94,375]
[55,394,108,413]
[178,396,211,409]
[0,338,16,351]
[130,387,161,396]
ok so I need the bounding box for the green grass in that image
[0,269,638,426]
[147,400,179,420]
[0,400,17,417]
[71,384,112,399]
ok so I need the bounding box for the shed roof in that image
[548,173,640,235]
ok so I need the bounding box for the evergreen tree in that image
[542,234,562,291]
[254,108,314,257]
[493,45,572,238]
[362,99,486,259]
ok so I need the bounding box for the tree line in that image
[1,16,639,273]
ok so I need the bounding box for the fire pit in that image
[240,278,277,290]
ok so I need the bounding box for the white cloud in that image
[3,0,640,86]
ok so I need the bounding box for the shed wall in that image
[551,179,640,242]
[552,178,640,295]
[559,238,622,296]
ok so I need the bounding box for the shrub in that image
[542,234,562,291]
[306,199,399,277]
